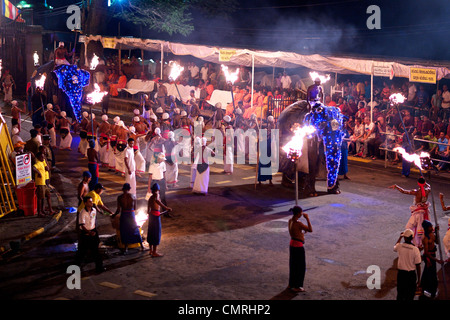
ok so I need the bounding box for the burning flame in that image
[309,72,331,84]
[221,64,240,84]
[168,61,184,81]
[90,54,99,70]
[282,125,316,160]
[87,83,108,104]
[33,51,39,66]
[393,147,429,170]
[135,208,148,228]
[389,93,406,105]
[35,74,46,90]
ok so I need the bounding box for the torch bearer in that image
[282,124,316,205]
[168,61,184,103]
[86,83,108,139]
[221,64,240,110]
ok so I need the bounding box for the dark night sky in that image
[31,0,450,62]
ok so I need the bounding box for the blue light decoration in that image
[53,65,90,122]
[304,102,344,193]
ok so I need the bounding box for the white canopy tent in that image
[85,35,450,121]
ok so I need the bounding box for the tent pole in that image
[161,43,164,80]
[371,61,374,123]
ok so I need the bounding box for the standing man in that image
[441,84,450,120]
[87,140,100,191]
[287,206,312,293]
[58,111,72,150]
[32,151,55,217]
[75,196,105,273]
[44,103,58,148]
[124,138,137,197]
[111,183,144,254]
[11,100,26,132]
[307,78,323,105]
[389,177,431,249]
[393,229,422,300]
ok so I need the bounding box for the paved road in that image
[1,106,449,304]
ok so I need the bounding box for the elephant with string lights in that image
[278,100,344,197]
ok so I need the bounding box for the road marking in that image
[99,282,122,289]
[242,176,255,180]
[134,290,157,298]
[216,180,232,184]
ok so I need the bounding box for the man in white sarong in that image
[114,120,129,176]
[124,138,137,196]
[193,137,215,195]
[44,104,58,148]
[78,111,89,156]
[223,115,234,175]
[128,126,146,175]
[164,131,178,188]
[58,111,72,150]
[98,114,111,167]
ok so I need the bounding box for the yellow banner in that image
[102,38,116,49]
[219,49,236,62]
[409,67,436,84]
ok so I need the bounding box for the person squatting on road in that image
[394,229,422,300]
[287,206,312,293]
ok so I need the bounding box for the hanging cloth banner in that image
[1,0,25,22]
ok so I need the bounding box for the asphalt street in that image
[0,104,449,304]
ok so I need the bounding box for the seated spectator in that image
[349,117,364,156]
[109,70,127,97]
[361,116,377,159]
[420,114,434,136]
[423,129,438,159]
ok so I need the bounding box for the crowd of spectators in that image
[335,79,450,172]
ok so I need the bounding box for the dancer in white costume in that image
[193,137,215,195]
[78,111,89,156]
[223,115,234,175]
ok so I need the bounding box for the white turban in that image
[12,127,19,135]
[223,115,231,123]
[235,108,242,115]
[118,120,125,128]
[181,110,187,117]
[11,100,18,106]
[268,116,274,122]
[129,126,136,133]
[61,111,67,117]
[133,116,140,122]
[174,108,180,114]
[150,114,157,121]
[156,107,163,113]
[133,109,140,115]
[162,113,169,120]
[198,116,204,122]
[114,116,120,123]
[46,103,53,109]
[168,131,174,140]
[154,127,161,136]
[102,114,108,121]
[82,111,89,118]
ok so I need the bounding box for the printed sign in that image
[373,65,392,78]
[15,153,32,185]
[409,67,436,84]
[219,49,236,62]
[102,37,116,49]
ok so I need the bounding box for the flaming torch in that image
[283,124,316,205]
[309,71,331,84]
[221,64,240,110]
[168,61,184,102]
[90,53,99,70]
[33,51,39,67]
[393,147,430,171]
[87,83,108,104]
[389,93,406,106]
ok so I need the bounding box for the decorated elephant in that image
[278,100,344,196]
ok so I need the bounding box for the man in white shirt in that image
[280,72,292,90]
[361,116,377,158]
[75,196,105,273]
[200,63,209,82]
[394,228,421,300]
[147,153,167,206]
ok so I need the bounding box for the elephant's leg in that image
[323,131,343,193]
